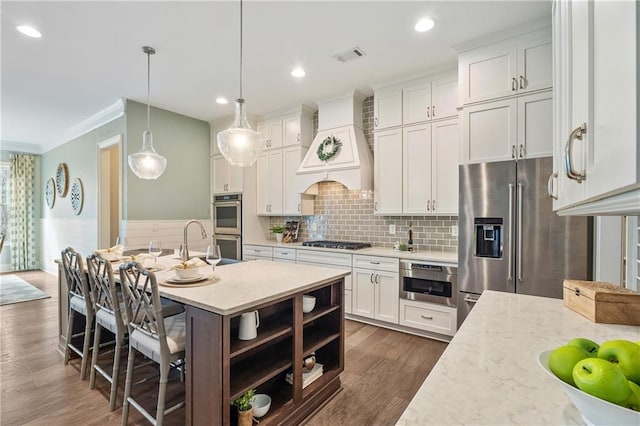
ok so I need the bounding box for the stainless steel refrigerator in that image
[457,157,592,327]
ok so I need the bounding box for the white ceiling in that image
[1,0,551,153]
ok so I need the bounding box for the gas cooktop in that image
[302,240,372,250]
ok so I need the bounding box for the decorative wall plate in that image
[45,178,56,209]
[56,163,69,197]
[70,178,84,215]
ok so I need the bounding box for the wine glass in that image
[148,240,163,267]
[115,236,127,257]
[206,245,222,273]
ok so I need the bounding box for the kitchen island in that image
[397,290,640,425]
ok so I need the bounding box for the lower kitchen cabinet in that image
[399,299,457,337]
[352,255,399,324]
[243,245,273,261]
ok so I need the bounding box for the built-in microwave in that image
[213,193,242,235]
[400,261,457,307]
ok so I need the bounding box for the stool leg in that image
[89,323,102,389]
[80,313,93,380]
[64,308,75,365]
[121,346,136,426]
[109,335,124,411]
[156,362,170,426]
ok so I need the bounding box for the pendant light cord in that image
[239,0,243,100]
[147,49,151,131]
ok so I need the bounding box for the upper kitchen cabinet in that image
[256,149,283,215]
[256,106,314,150]
[373,128,403,214]
[551,0,639,214]
[461,90,552,164]
[374,71,458,129]
[212,154,243,194]
[458,29,552,105]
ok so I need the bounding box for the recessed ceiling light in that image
[16,25,42,38]
[291,68,306,78]
[216,97,228,105]
[414,18,435,33]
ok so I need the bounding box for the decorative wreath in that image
[317,136,342,162]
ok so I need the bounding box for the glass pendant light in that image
[217,0,265,167]
[128,46,167,179]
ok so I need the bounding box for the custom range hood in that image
[296,91,373,192]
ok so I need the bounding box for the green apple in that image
[619,380,640,411]
[567,337,600,357]
[549,345,587,386]
[598,340,640,384]
[573,358,631,404]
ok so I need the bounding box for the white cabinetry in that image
[399,299,457,336]
[296,250,353,314]
[352,255,399,324]
[374,85,403,130]
[551,0,639,214]
[461,91,552,164]
[243,245,273,261]
[256,107,315,216]
[459,33,551,105]
[212,154,244,194]
[273,247,296,263]
[373,128,403,214]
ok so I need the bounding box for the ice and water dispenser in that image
[474,218,503,258]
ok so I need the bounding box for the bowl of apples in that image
[538,338,640,426]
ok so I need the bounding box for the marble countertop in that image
[153,258,349,316]
[243,240,458,265]
[397,290,640,425]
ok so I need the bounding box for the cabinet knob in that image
[426,107,430,118]
[519,75,525,90]
[374,117,378,127]
[432,106,435,117]
[511,77,517,91]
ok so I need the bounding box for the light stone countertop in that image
[397,290,640,426]
[243,240,458,265]
[152,258,349,316]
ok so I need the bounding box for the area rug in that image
[0,275,50,305]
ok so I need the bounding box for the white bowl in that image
[175,267,200,279]
[538,350,640,426]
[302,295,316,313]
[251,394,271,418]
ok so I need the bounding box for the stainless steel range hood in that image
[296,91,373,192]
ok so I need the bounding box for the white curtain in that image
[10,153,38,270]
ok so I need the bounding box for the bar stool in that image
[119,261,186,425]
[61,246,94,380]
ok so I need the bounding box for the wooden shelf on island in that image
[303,304,340,325]
[301,365,341,400]
[230,318,292,358]
[303,327,340,356]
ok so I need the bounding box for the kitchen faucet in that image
[181,220,207,261]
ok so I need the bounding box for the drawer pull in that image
[370,261,380,265]
[421,315,434,320]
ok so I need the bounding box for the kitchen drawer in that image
[243,245,273,258]
[273,258,295,264]
[345,290,352,314]
[273,247,296,260]
[296,249,352,267]
[353,255,399,273]
[399,300,457,336]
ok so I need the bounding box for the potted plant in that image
[233,389,255,426]
[270,225,285,243]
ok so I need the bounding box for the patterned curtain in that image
[9,153,38,270]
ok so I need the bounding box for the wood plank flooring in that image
[1,270,447,425]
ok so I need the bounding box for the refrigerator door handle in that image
[517,182,524,283]
[508,183,515,281]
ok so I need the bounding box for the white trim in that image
[41,98,126,154]
[0,141,41,154]
[557,187,640,216]
[98,134,122,149]
[452,17,551,53]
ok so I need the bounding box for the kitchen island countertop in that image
[397,290,640,425]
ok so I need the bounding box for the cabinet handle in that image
[374,117,378,127]
[432,106,435,117]
[511,77,517,91]
[432,199,436,211]
[427,200,431,211]
[375,274,380,284]
[421,315,434,320]
[297,133,300,142]
[374,202,378,211]
[564,123,587,183]
[370,261,380,265]
[297,203,301,212]
[426,107,430,118]
[519,75,525,89]
[370,273,374,284]
[547,172,558,200]
[511,145,516,159]
[519,144,524,158]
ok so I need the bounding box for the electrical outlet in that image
[451,225,458,237]
[389,224,396,235]
[152,223,159,232]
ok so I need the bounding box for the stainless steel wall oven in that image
[212,193,242,260]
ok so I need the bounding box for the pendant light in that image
[216,0,265,167]
[128,46,167,179]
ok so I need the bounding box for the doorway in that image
[98,135,122,249]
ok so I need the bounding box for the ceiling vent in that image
[333,47,366,63]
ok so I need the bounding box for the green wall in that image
[40,117,126,219]
[125,100,210,220]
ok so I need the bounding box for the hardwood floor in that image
[1,270,447,425]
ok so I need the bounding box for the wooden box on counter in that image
[563,279,640,326]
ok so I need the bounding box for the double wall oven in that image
[212,193,242,260]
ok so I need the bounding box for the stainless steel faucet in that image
[181,220,207,261]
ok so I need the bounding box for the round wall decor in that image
[70,178,84,215]
[45,178,56,209]
[56,163,69,197]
